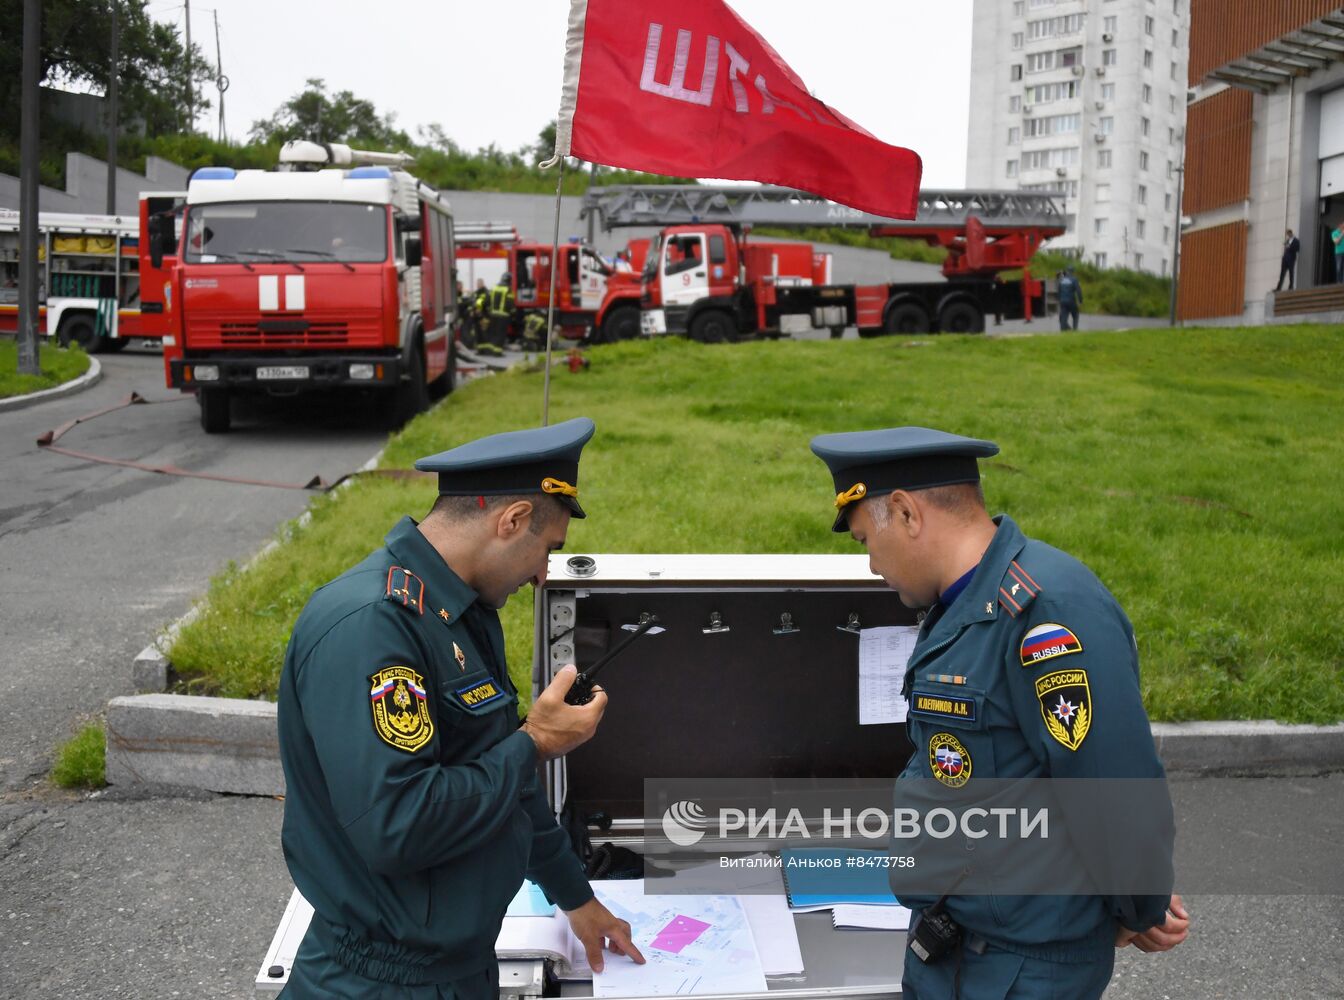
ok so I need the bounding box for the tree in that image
[249,79,411,149]
[0,0,213,138]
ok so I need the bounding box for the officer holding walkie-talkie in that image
[811,427,1189,1000]
[277,418,645,999]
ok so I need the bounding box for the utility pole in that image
[183,0,193,132]
[213,8,227,141]
[106,1,119,215]
[1168,165,1185,327]
[586,160,598,245]
[17,0,41,376]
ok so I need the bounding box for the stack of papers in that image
[831,904,912,931]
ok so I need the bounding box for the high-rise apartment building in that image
[1178,2,1344,324]
[966,0,1190,275]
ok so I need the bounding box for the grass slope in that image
[168,326,1344,723]
[0,337,90,398]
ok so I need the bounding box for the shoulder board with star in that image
[384,566,426,616]
[997,559,1042,618]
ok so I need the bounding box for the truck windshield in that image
[182,201,387,264]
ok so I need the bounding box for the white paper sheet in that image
[587,880,768,997]
[858,626,918,725]
[831,904,913,931]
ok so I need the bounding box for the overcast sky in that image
[152,1,974,187]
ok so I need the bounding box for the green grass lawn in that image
[168,325,1344,723]
[0,337,90,398]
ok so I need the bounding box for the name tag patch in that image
[1020,622,1083,667]
[455,679,503,709]
[911,690,978,724]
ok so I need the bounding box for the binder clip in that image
[773,612,800,636]
[702,611,731,635]
[837,613,863,635]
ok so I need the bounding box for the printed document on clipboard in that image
[858,626,918,725]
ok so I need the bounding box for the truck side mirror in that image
[404,236,422,268]
[395,214,423,233]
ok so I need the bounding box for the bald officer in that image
[810,426,1188,1000]
[278,418,644,998]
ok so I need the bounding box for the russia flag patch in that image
[1020,622,1083,667]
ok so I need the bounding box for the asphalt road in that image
[1,341,1340,999]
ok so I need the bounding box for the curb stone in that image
[0,355,102,413]
[103,700,1344,797]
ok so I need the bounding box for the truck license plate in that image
[256,366,309,380]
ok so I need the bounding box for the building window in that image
[1144,49,1154,68]
[1141,117,1151,137]
[1137,219,1146,238]
[1167,159,1174,177]
[1007,159,1019,179]
[1172,28,1179,45]
[1104,15,1117,33]
[1144,15,1154,34]
[1135,253,1144,269]
[1142,83,1152,103]
[1009,126,1021,144]
[1170,61,1179,80]
[1028,14,1086,40]
[1094,252,1108,268]
[1098,148,1113,168]
[1022,146,1080,170]
[1096,183,1111,201]
[1026,113,1081,137]
[1011,64,1023,81]
[1098,116,1114,134]
[1163,225,1171,243]
[1013,1,1025,15]
[1101,83,1116,101]
[1103,48,1118,66]
[1169,94,1178,112]
[1137,184,1148,204]
[1013,31,1024,48]
[1010,95,1022,112]
[1095,218,1109,236]
[1162,258,1169,275]
[1165,192,1172,210]
[1139,151,1149,170]
[1028,80,1080,104]
[1168,126,1175,144]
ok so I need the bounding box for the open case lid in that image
[535,555,919,827]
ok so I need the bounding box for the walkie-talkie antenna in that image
[565,613,664,705]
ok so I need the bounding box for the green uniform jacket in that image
[893,515,1174,960]
[277,517,592,991]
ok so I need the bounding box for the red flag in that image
[550,0,923,220]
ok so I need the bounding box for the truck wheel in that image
[198,388,231,433]
[938,301,985,334]
[430,335,457,399]
[389,347,430,427]
[883,302,931,335]
[57,314,101,353]
[689,311,733,344]
[600,305,640,343]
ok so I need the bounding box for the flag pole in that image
[541,157,566,427]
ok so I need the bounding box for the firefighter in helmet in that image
[479,272,513,358]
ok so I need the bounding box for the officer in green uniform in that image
[810,426,1189,1000]
[278,417,644,998]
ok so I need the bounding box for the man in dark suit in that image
[1276,229,1301,291]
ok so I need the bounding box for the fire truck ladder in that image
[581,185,1064,235]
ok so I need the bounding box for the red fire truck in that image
[582,186,1066,342]
[151,141,458,432]
[1,207,180,350]
[508,238,651,344]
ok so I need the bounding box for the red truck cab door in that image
[661,230,710,307]
[137,194,185,338]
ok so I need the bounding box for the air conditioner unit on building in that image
[1072,65,1086,77]
[1095,67,1107,77]
[1094,133,1107,143]
[1102,32,1114,42]
[1095,100,1106,110]
[1023,104,1034,115]
[1056,167,1069,177]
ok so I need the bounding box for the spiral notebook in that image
[779,848,902,910]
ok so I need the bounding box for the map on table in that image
[588,881,768,997]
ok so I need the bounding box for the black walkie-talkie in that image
[564,613,664,705]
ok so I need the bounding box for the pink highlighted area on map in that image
[650,914,712,954]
